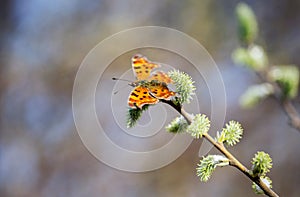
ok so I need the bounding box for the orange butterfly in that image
[128,54,175,109]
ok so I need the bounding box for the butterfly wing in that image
[148,71,173,84]
[132,54,160,81]
[129,54,175,108]
[128,86,159,109]
[148,82,176,100]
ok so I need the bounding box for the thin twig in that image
[162,100,280,197]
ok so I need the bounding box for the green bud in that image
[217,120,243,146]
[240,83,274,108]
[166,116,188,133]
[248,45,268,70]
[196,155,229,182]
[187,114,210,139]
[126,105,149,128]
[232,47,252,66]
[236,2,258,44]
[168,70,196,104]
[268,65,299,99]
[251,151,273,177]
[232,45,268,71]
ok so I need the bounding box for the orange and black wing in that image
[132,54,160,81]
[128,86,158,109]
[148,83,175,100]
[148,71,173,84]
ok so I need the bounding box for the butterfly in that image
[128,54,176,109]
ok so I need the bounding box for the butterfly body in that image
[128,54,175,109]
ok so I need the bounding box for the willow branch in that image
[162,100,279,197]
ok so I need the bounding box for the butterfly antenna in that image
[112,77,133,83]
[112,77,136,95]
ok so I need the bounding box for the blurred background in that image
[1,0,300,196]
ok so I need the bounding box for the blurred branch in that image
[257,70,300,132]
[233,2,300,133]
[282,100,300,130]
